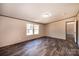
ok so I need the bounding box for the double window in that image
[26,23,39,35]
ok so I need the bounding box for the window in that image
[26,23,39,35]
[34,24,39,34]
[26,24,33,35]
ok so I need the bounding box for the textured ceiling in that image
[0,3,79,24]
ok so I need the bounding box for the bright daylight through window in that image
[26,23,39,35]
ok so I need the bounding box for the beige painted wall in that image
[0,16,45,47]
[45,17,76,40]
[0,15,78,47]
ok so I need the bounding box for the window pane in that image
[27,24,33,29]
[34,29,39,34]
[26,23,33,35]
[26,23,39,35]
[27,29,33,35]
[34,24,39,34]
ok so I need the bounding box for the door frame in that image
[65,20,78,45]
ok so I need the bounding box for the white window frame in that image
[26,23,39,35]
[34,24,39,35]
[26,23,33,35]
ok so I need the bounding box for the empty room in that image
[0,3,79,56]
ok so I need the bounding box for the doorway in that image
[66,21,78,45]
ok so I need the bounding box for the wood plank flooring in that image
[0,37,79,56]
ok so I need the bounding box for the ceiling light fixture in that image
[41,12,52,18]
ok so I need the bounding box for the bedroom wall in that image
[0,16,45,47]
[0,15,78,47]
[45,17,76,40]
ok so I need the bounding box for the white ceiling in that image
[0,3,79,24]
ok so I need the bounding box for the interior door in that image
[66,21,78,44]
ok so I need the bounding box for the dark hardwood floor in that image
[0,36,79,56]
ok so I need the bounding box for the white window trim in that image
[26,23,39,35]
